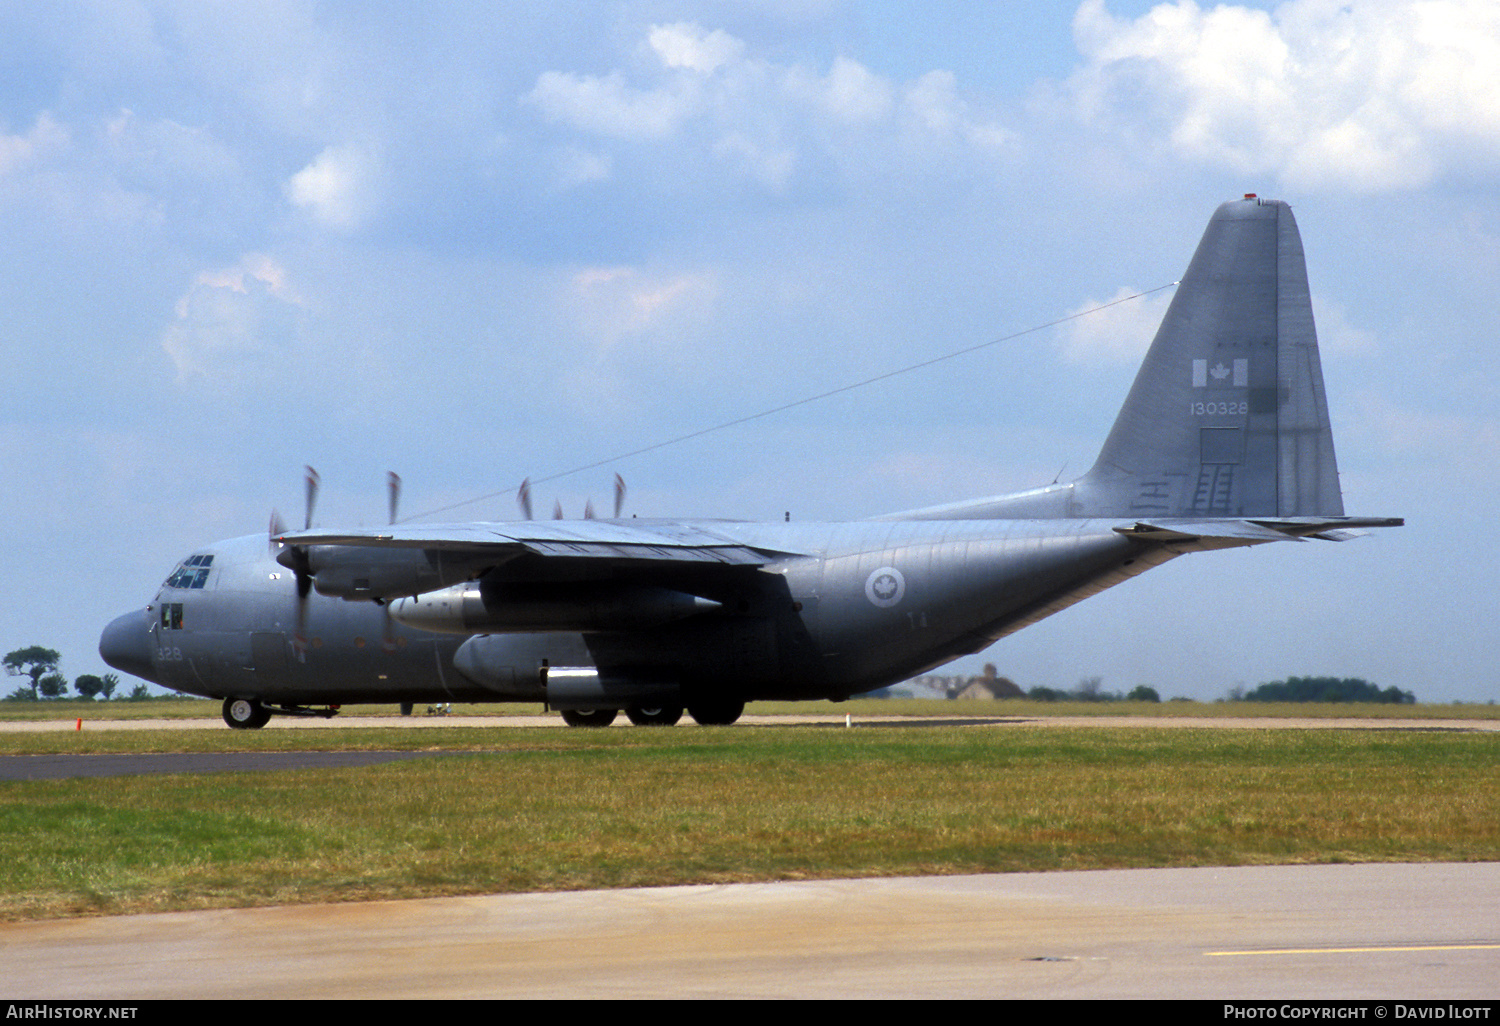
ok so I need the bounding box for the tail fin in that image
[1073,196,1343,519]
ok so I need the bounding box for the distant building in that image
[900,664,1025,700]
[953,663,1024,700]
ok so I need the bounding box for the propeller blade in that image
[303,466,321,530]
[584,499,595,520]
[268,510,287,557]
[293,599,310,660]
[288,543,313,660]
[387,471,402,525]
[265,470,317,659]
[380,599,398,654]
[518,478,533,520]
[552,499,564,520]
[613,473,626,519]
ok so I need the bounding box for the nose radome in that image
[99,610,157,683]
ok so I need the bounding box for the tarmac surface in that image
[3,863,1496,999]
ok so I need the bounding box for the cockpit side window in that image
[164,554,215,589]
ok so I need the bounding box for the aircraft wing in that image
[275,519,799,566]
[1116,516,1405,550]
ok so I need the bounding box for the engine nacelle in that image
[448,640,679,708]
[276,545,489,601]
[389,580,721,634]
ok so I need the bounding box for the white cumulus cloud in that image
[0,113,69,175]
[524,21,1012,192]
[286,144,382,229]
[1055,284,1177,365]
[648,22,745,74]
[1069,0,1500,192]
[527,70,697,141]
[162,254,305,381]
[570,265,718,348]
[809,55,896,125]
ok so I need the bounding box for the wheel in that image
[399,702,414,716]
[560,708,618,728]
[223,697,272,730]
[686,698,744,726]
[626,705,683,726]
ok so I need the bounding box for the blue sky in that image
[3,1,1496,702]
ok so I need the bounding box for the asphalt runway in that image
[3,863,1496,999]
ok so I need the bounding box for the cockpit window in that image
[164,554,214,589]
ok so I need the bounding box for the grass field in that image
[3,695,1498,723]
[1,719,1496,922]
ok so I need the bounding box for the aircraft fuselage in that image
[102,518,1167,708]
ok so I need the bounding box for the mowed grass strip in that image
[0,725,1495,920]
[4,697,1498,727]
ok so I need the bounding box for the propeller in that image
[292,467,321,655]
[267,467,320,659]
[380,471,403,652]
[515,474,627,520]
[273,468,409,659]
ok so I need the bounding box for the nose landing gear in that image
[223,697,272,729]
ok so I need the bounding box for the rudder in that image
[1073,196,1343,519]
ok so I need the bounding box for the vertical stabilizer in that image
[1074,197,1343,519]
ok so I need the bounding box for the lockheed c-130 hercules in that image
[101,197,1401,729]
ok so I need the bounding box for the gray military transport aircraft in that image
[101,196,1400,729]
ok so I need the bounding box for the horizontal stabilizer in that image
[1116,516,1404,551]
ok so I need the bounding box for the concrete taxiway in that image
[3,863,1496,999]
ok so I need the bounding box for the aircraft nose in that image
[99,610,157,683]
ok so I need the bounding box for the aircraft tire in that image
[686,698,744,726]
[560,708,618,728]
[223,697,272,730]
[626,705,683,726]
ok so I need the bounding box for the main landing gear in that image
[626,706,684,726]
[686,698,744,726]
[560,708,618,727]
[558,699,744,728]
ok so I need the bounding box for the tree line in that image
[3,646,152,701]
[1233,676,1416,704]
[7,642,1418,705]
